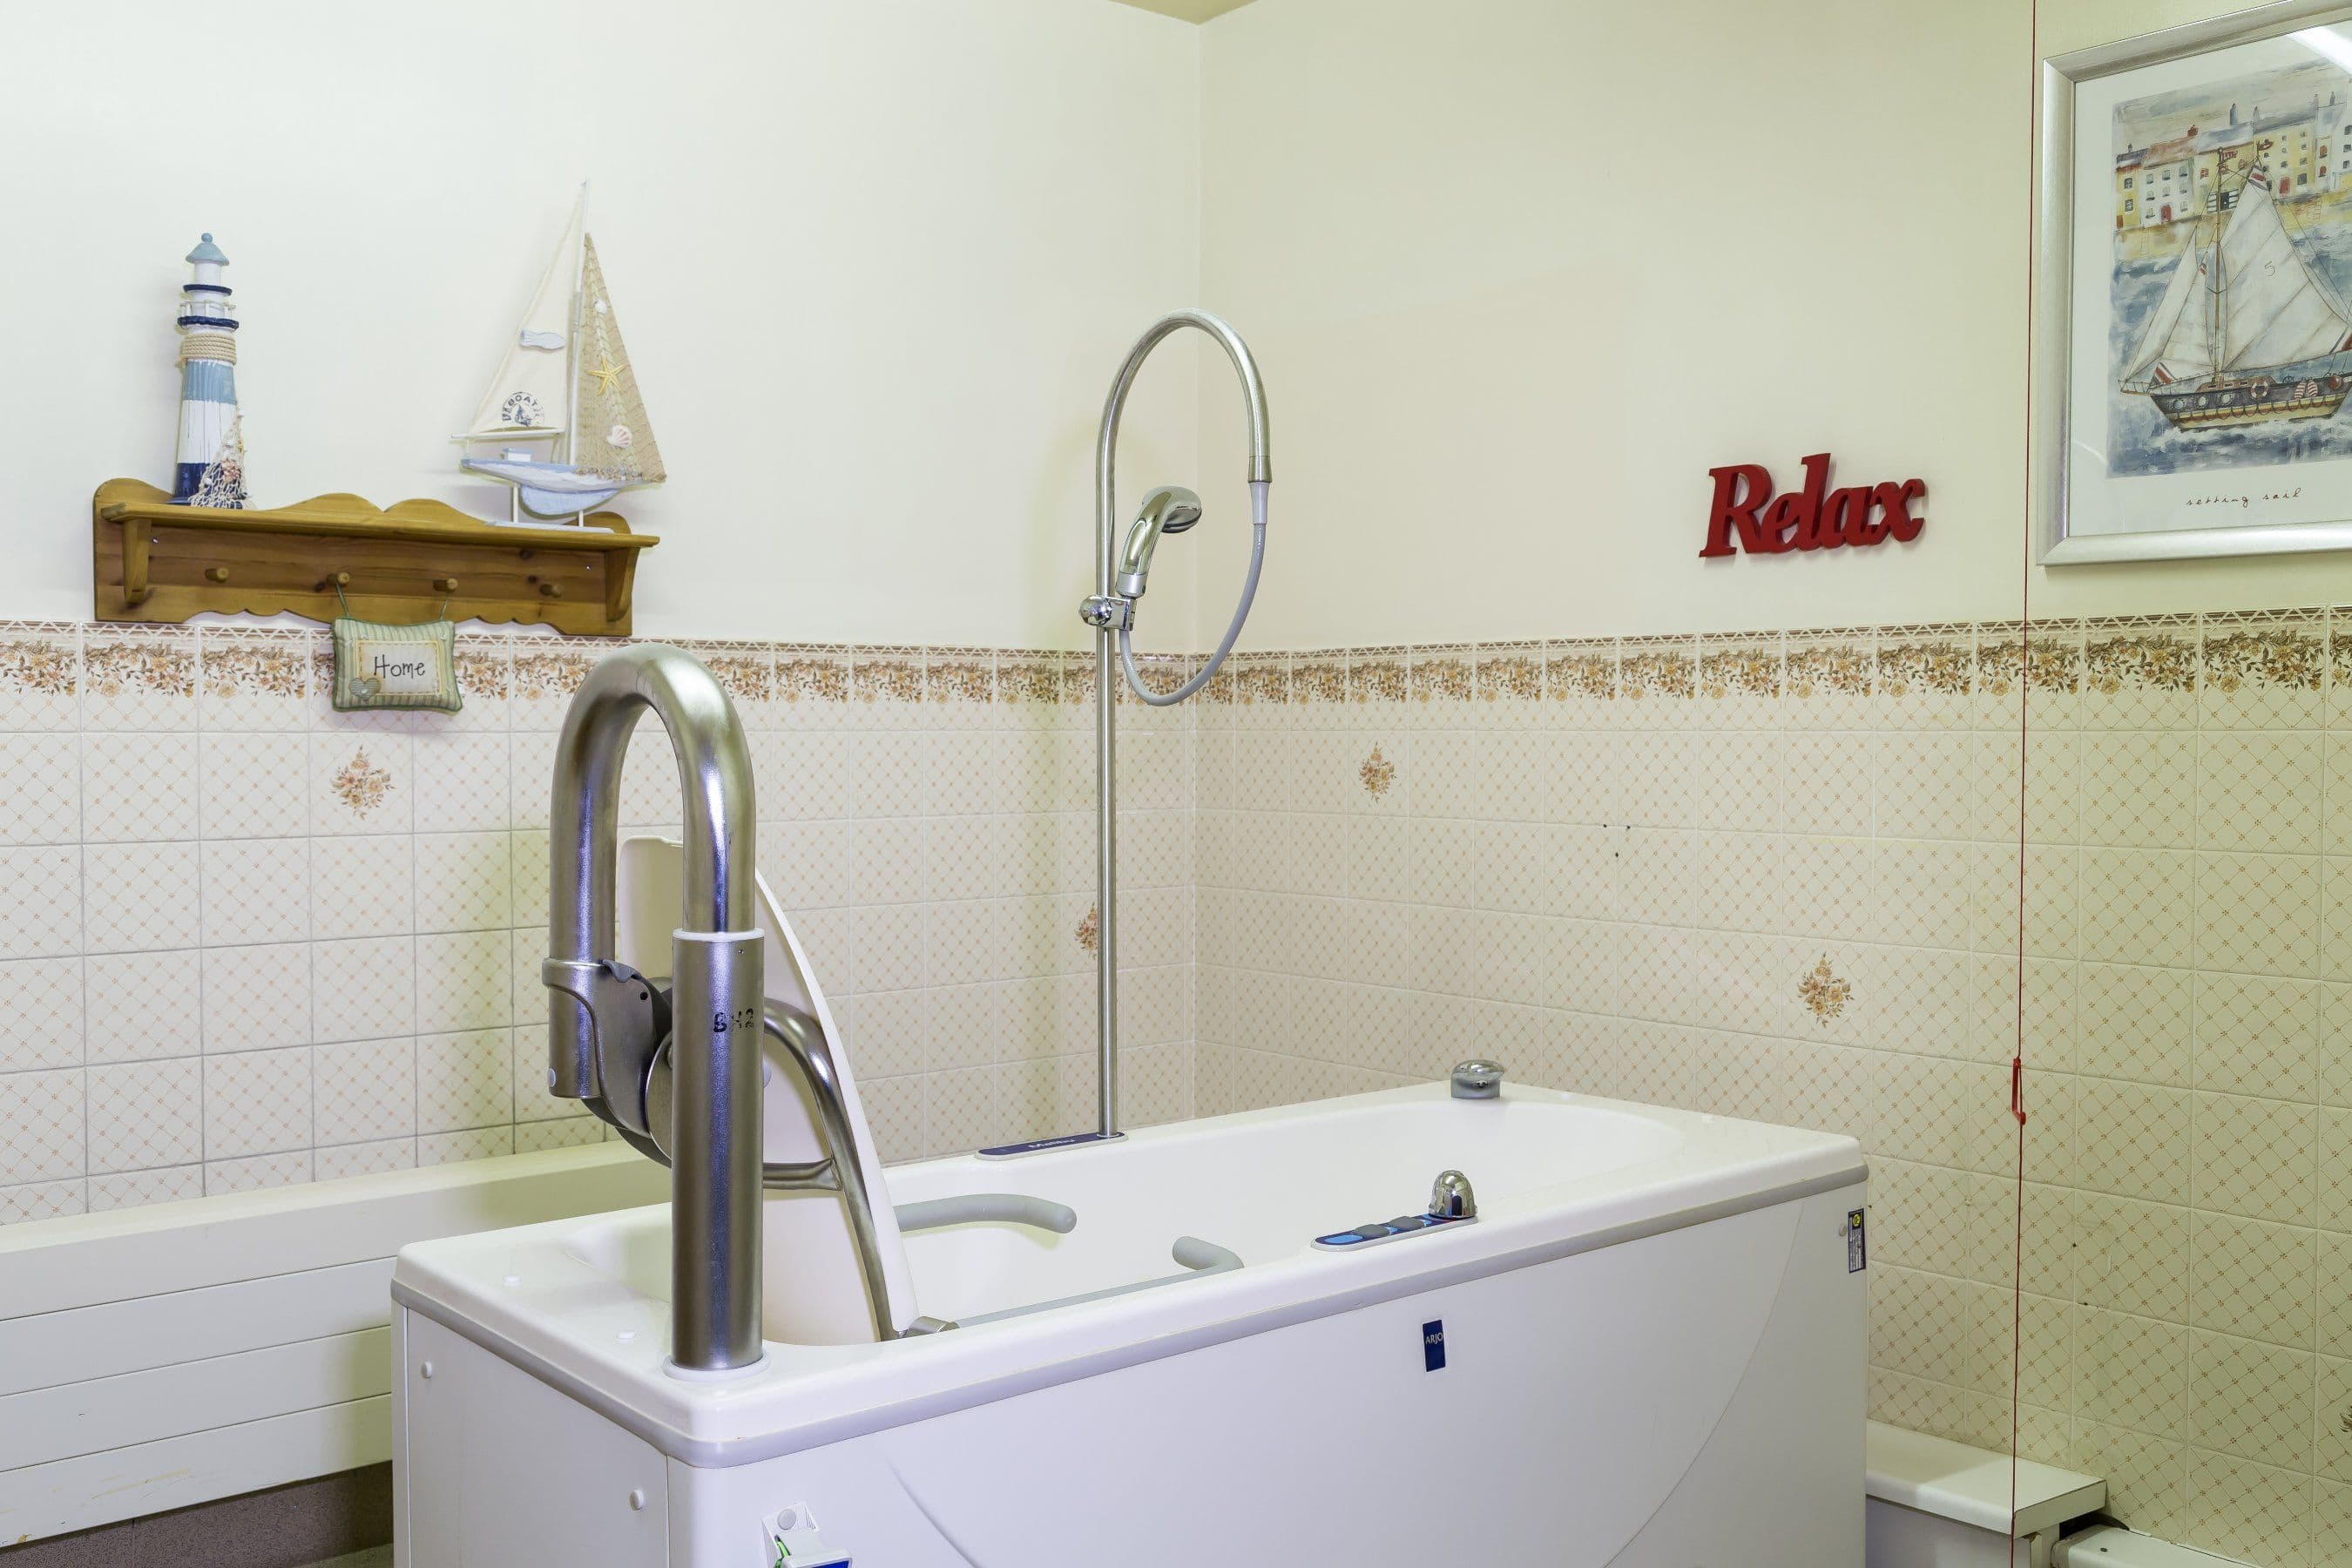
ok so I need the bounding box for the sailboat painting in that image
[2109,58,2352,478]
[456,190,666,521]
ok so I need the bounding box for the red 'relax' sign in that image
[1700,453,1926,559]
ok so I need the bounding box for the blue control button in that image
[1315,1231,1365,1246]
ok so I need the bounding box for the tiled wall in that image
[1187,612,2352,1568]
[0,623,1195,1226]
[11,605,2352,1562]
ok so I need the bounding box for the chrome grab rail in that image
[642,1001,902,1343]
[539,645,767,1375]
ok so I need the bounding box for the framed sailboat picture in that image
[2036,1,2352,563]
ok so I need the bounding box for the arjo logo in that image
[1422,1319,1446,1373]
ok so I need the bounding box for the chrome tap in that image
[541,645,767,1375]
[1428,1170,1477,1221]
[1450,1060,1504,1100]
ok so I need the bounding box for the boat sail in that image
[456,190,666,521]
[2121,166,2352,430]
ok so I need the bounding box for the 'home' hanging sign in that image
[330,614,463,713]
[1700,453,1926,559]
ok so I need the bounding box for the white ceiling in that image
[1107,0,1257,22]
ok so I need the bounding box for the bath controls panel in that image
[1310,1212,1474,1250]
[764,1503,850,1566]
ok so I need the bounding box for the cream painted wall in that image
[1193,0,2352,646]
[0,0,1203,648]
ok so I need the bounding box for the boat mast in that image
[566,182,588,525]
[2207,199,2223,382]
[564,182,586,471]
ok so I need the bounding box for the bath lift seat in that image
[615,835,1243,1343]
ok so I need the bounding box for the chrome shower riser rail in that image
[1090,309,1271,1140]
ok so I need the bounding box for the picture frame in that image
[2036,0,2352,564]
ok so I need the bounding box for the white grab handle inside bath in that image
[948,1234,1242,1330]
[896,1193,1078,1234]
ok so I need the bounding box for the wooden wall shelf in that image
[91,479,658,636]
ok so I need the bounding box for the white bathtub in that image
[390,1083,1868,1566]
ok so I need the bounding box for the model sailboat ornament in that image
[457,188,666,523]
[2121,163,2352,429]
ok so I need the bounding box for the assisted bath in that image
[391,1081,1867,1566]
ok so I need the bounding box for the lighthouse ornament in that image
[172,233,247,508]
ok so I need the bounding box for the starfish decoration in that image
[587,355,625,395]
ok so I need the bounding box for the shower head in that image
[1114,485,1202,600]
[1156,491,1204,534]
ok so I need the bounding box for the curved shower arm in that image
[1094,308,1273,598]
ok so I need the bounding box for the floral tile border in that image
[1619,636,1696,702]
[850,645,923,707]
[924,648,994,706]
[198,629,310,701]
[1290,651,1347,706]
[2,605,2351,727]
[82,626,195,700]
[2199,611,2324,694]
[1783,632,1872,700]
[1874,625,1973,700]
[0,627,80,700]
[1229,652,1290,708]
[1972,621,2026,700]
[1544,639,1616,702]
[1119,652,1193,706]
[1477,641,1544,705]
[776,645,852,706]
[1409,644,1473,706]
[453,635,513,702]
[993,649,1061,710]
[1698,633,1782,701]
[1058,653,1098,708]
[1348,647,1409,707]
[677,640,776,706]
[510,645,598,705]
[2081,624,2196,698]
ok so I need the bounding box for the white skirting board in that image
[0,1145,663,1545]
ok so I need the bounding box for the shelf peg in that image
[204,566,230,584]
[433,577,459,593]
[539,582,564,599]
